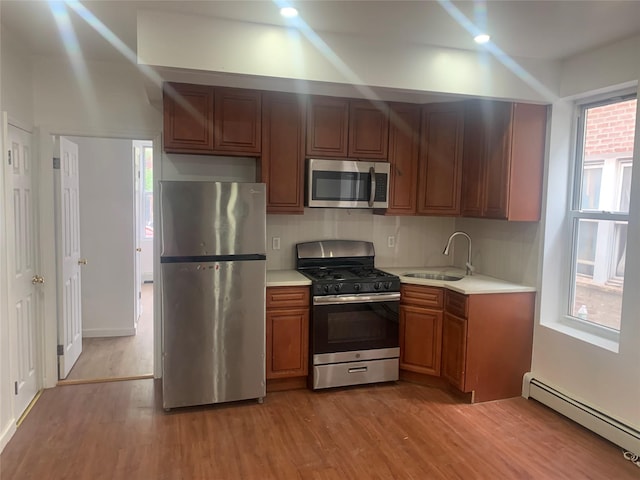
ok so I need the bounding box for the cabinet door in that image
[348,100,389,159]
[399,305,443,376]
[442,312,468,391]
[306,96,349,157]
[261,92,306,214]
[163,83,214,153]
[417,102,464,215]
[384,103,420,215]
[460,101,485,217]
[503,103,547,221]
[266,308,309,379]
[482,102,513,219]
[213,88,261,154]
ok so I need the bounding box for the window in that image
[569,95,636,331]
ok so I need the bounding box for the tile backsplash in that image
[266,208,456,270]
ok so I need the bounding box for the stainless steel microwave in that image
[306,158,390,209]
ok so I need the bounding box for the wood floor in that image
[64,283,154,381]
[1,379,637,479]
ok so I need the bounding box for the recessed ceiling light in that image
[280,7,299,18]
[474,34,491,44]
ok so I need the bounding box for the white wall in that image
[533,35,640,428]
[70,136,136,337]
[1,27,34,129]
[137,10,561,104]
[560,35,640,98]
[33,56,161,138]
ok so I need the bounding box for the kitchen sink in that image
[402,272,464,281]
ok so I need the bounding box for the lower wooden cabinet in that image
[399,285,444,376]
[265,287,310,380]
[441,311,467,390]
[441,290,535,402]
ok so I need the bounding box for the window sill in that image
[541,316,620,353]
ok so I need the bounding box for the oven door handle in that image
[368,166,376,207]
[313,292,400,305]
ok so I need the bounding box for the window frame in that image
[564,92,636,337]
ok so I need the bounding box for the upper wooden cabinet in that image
[261,92,306,214]
[213,88,261,154]
[417,102,465,216]
[163,82,261,156]
[163,83,215,154]
[348,100,389,159]
[461,100,547,221]
[383,103,421,215]
[306,96,389,160]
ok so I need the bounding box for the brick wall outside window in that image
[584,99,637,156]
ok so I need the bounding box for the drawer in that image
[444,290,468,318]
[312,358,399,390]
[266,286,310,309]
[400,284,443,309]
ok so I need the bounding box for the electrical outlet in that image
[272,237,281,250]
[387,235,395,248]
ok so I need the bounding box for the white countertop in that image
[380,266,536,295]
[266,267,535,294]
[266,270,312,287]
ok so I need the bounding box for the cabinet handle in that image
[348,366,368,374]
[368,166,376,207]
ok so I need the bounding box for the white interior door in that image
[6,124,40,417]
[55,136,82,379]
[133,143,142,323]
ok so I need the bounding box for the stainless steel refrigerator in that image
[159,181,266,409]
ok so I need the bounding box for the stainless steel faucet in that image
[443,231,474,275]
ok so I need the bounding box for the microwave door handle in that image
[369,166,376,207]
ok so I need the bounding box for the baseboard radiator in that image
[523,374,640,456]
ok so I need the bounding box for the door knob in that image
[136,248,142,252]
[31,275,44,285]
[78,259,88,265]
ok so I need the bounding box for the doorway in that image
[57,136,154,383]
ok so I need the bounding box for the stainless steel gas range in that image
[296,240,401,390]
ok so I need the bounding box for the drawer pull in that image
[348,366,368,374]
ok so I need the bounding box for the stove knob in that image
[374,282,381,290]
[323,285,330,293]
[384,281,392,289]
[334,283,342,292]
[354,283,361,291]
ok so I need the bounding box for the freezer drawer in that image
[161,260,266,409]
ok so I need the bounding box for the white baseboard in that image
[0,418,17,454]
[82,327,136,338]
[523,373,640,456]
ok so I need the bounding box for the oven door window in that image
[313,301,399,354]
[312,170,371,202]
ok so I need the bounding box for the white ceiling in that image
[2,1,640,64]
